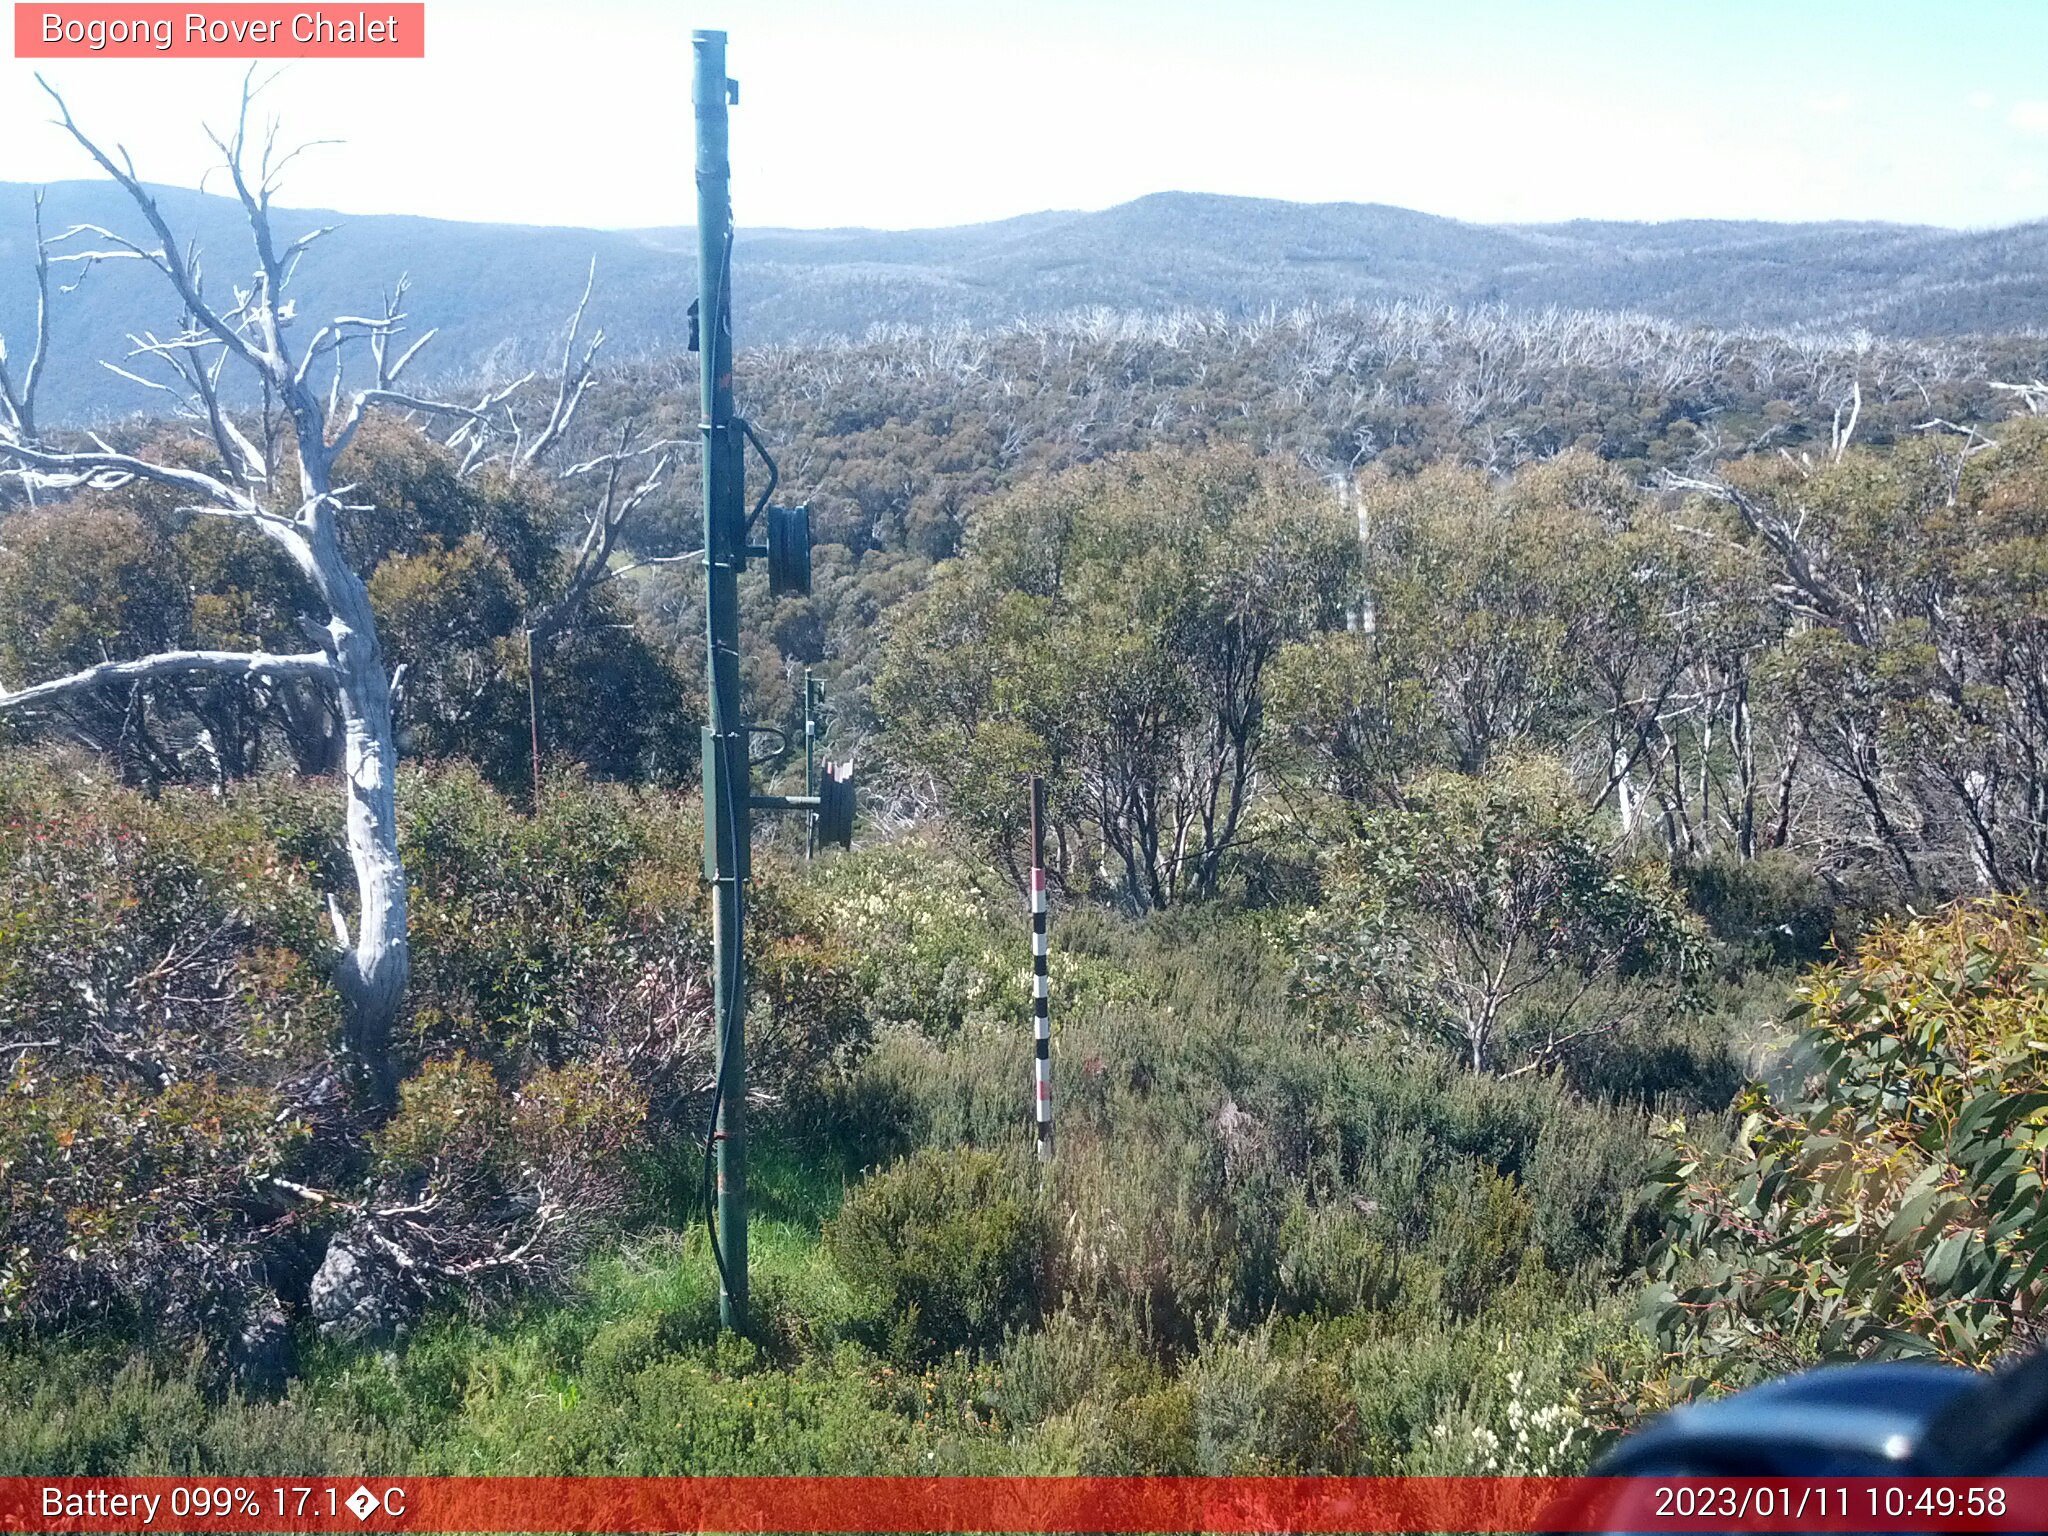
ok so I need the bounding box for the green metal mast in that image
[694,27,748,1333]
[691,30,851,1335]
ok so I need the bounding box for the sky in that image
[2,0,2047,232]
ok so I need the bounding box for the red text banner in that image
[3,1476,2048,1533]
[14,5,424,58]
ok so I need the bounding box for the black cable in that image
[700,699,745,1309]
[698,228,745,1309]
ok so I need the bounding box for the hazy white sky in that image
[3,0,2047,231]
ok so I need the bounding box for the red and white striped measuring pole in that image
[1028,775,1052,1162]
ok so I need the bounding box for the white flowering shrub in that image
[1401,1340,1599,1476]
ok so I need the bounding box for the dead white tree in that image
[415,264,687,801]
[0,190,52,453]
[0,77,517,1109]
[1829,375,1862,463]
[1991,379,2048,416]
[528,418,683,641]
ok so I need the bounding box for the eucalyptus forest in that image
[6,86,2048,1478]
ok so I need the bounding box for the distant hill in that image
[3,182,2045,421]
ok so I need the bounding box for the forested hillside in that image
[8,178,2048,418]
[594,304,2048,777]
[10,136,2048,1478]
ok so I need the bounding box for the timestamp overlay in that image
[2,1476,2048,1533]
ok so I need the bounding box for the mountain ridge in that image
[3,182,2044,420]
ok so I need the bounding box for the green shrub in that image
[1185,1330,1360,1473]
[403,763,864,1112]
[1677,848,1847,972]
[1336,1277,1637,1476]
[581,1315,664,1393]
[1426,1167,1534,1318]
[1291,757,1707,1075]
[357,1054,647,1312]
[0,752,871,1366]
[0,1348,408,1475]
[993,1308,1162,1429]
[828,1022,1034,1163]
[0,775,1693,1474]
[0,760,332,1344]
[812,841,1150,1041]
[1081,1383,1198,1473]
[1273,1195,1407,1319]
[431,1335,988,1476]
[827,1147,1049,1362]
[810,842,1010,1036]
[1649,898,2048,1372]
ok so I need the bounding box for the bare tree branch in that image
[1665,470,1870,644]
[0,649,333,711]
[1991,380,2048,415]
[519,257,602,469]
[529,419,679,642]
[36,74,274,380]
[589,548,702,588]
[0,190,52,441]
[0,436,251,508]
[327,386,491,463]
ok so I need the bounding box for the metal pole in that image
[1029,776,1052,1162]
[695,27,747,1331]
